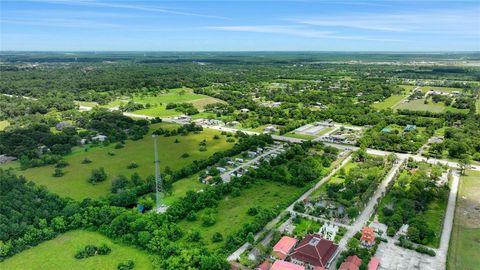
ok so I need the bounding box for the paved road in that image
[436,170,460,269]
[227,152,353,262]
[221,144,284,182]
[330,158,404,269]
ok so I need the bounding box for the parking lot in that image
[376,240,442,270]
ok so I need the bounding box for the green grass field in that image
[395,99,447,113]
[178,180,304,250]
[0,123,232,200]
[76,88,223,117]
[0,230,153,270]
[372,95,404,110]
[130,88,223,117]
[283,132,316,140]
[0,120,9,131]
[476,99,480,114]
[162,173,205,205]
[447,170,480,270]
[292,218,322,238]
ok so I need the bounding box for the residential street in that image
[436,170,460,269]
[220,144,284,182]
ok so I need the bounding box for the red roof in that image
[270,260,305,270]
[256,260,271,270]
[361,227,376,244]
[339,256,362,270]
[289,234,338,268]
[273,236,298,259]
[368,257,380,270]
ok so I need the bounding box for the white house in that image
[92,134,107,142]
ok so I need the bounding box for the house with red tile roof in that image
[360,227,376,247]
[270,260,305,270]
[338,255,362,270]
[272,236,298,260]
[368,257,380,270]
[255,260,271,270]
[289,234,338,269]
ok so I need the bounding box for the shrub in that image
[247,207,258,216]
[187,230,201,242]
[111,175,129,193]
[88,168,107,184]
[181,153,190,159]
[127,162,139,169]
[52,168,65,177]
[117,260,135,270]
[202,213,216,227]
[212,232,223,243]
[74,244,110,259]
[114,143,124,149]
[55,160,69,168]
[81,158,92,164]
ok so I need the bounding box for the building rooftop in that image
[289,234,338,268]
[270,260,305,270]
[368,257,380,270]
[272,236,298,260]
[339,255,362,270]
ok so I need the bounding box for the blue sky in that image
[1,0,479,51]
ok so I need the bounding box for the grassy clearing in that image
[0,123,232,200]
[0,120,9,131]
[309,160,356,198]
[162,173,204,205]
[0,230,153,270]
[178,180,304,251]
[395,98,447,113]
[129,88,221,117]
[447,170,480,270]
[476,99,480,114]
[292,218,322,238]
[372,95,404,110]
[283,132,315,140]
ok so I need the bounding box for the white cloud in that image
[204,25,404,41]
[22,0,227,19]
[290,7,480,35]
[205,25,333,38]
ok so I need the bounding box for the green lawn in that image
[394,97,468,114]
[178,180,304,250]
[0,120,9,131]
[0,230,154,270]
[130,88,222,117]
[283,132,315,140]
[372,95,404,110]
[76,88,223,117]
[476,99,480,114]
[162,173,205,205]
[292,218,322,238]
[395,98,447,113]
[0,123,232,200]
[447,170,480,270]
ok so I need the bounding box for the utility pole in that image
[152,134,163,210]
